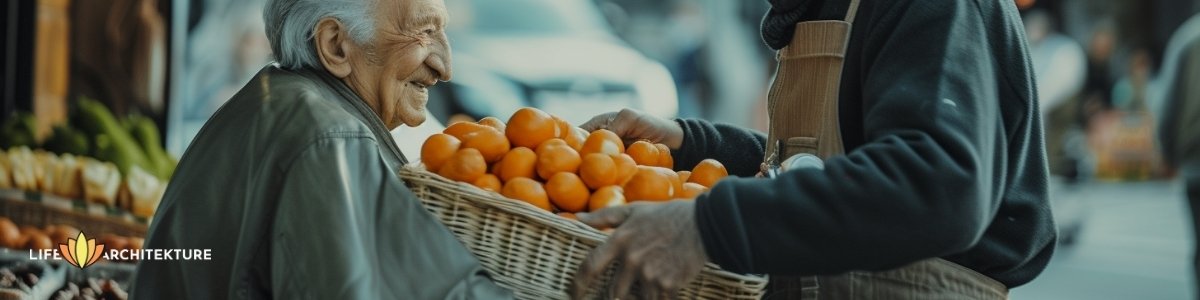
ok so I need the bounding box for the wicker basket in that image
[400,165,767,299]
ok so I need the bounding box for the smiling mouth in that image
[411,78,438,93]
[411,82,429,93]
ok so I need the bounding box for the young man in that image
[573,0,1054,298]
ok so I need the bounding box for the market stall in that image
[0,99,170,299]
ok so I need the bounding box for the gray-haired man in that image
[132,0,512,298]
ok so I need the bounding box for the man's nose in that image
[428,37,452,82]
[428,54,451,82]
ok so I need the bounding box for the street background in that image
[1014,180,1192,299]
[3,0,1200,299]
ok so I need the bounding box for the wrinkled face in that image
[344,0,451,129]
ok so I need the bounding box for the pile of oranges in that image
[420,107,729,217]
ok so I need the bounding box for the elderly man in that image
[132,0,512,298]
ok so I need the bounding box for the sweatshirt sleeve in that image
[673,119,767,176]
[270,136,513,299]
[696,0,1007,275]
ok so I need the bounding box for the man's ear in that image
[313,17,353,78]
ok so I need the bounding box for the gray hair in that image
[263,0,377,69]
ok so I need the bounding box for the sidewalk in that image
[1011,180,1193,299]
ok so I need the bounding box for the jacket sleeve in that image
[672,119,767,176]
[695,0,1007,275]
[270,135,512,299]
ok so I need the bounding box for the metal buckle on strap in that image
[766,140,784,178]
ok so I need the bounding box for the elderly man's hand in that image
[580,109,685,150]
[571,200,708,299]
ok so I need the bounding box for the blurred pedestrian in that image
[1157,14,1200,297]
[1082,20,1118,124]
[1093,48,1162,181]
[1024,9,1090,182]
[1112,49,1153,112]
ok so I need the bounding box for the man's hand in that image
[570,201,708,299]
[580,109,685,150]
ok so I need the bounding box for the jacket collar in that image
[293,66,411,166]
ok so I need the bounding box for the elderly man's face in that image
[344,0,451,129]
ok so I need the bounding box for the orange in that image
[447,114,475,125]
[421,133,462,172]
[461,127,511,163]
[662,167,685,199]
[612,153,638,185]
[473,174,502,192]
[552,115,572,138]
[623,166,678,201]
[129,237,144,250]
[677,170,692,183]
[626,141,660,166]
[535,139,581,180]
[444,121,490,141]
[502,177,552,211]
[23,231,51,250]
[438,148,488,183]
[580,129,625,156]
[680,182,707,198]
[495,147,537,182]
[506,107,560,148]
[579,153,617,189]
[98,234,129,251]
[689,159,729,188]
[0,218,18,249]
[564,127,588,152]
[43,225,79,245]
[588,186,626,212]
[478,116,506,133]
[546,172,590,213]
[654,143,674,169]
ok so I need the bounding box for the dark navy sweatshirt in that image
[678,0,1055,288]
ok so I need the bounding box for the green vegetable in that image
[126,114,175,178]
[0,112,37,149]
[73,97,152,177]
[43,125,90,156]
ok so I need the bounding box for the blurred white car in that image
[430,0,678,125]
[392,110,446,162]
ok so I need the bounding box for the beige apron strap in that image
[763,1,862,298]
[845,0,862,23]
[763,0,863,163]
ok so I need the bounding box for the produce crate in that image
[400,165,767,299]
[0,190,148,238]
[0,250,66,300]
[0,249,135,299]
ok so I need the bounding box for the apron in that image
[761,0,1008,298]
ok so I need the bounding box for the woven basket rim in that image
[399,164,769,283]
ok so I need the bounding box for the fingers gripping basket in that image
[400,165,768,299]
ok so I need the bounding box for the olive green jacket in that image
[132,65,511,299]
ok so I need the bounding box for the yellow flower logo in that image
[59,232,105,269]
